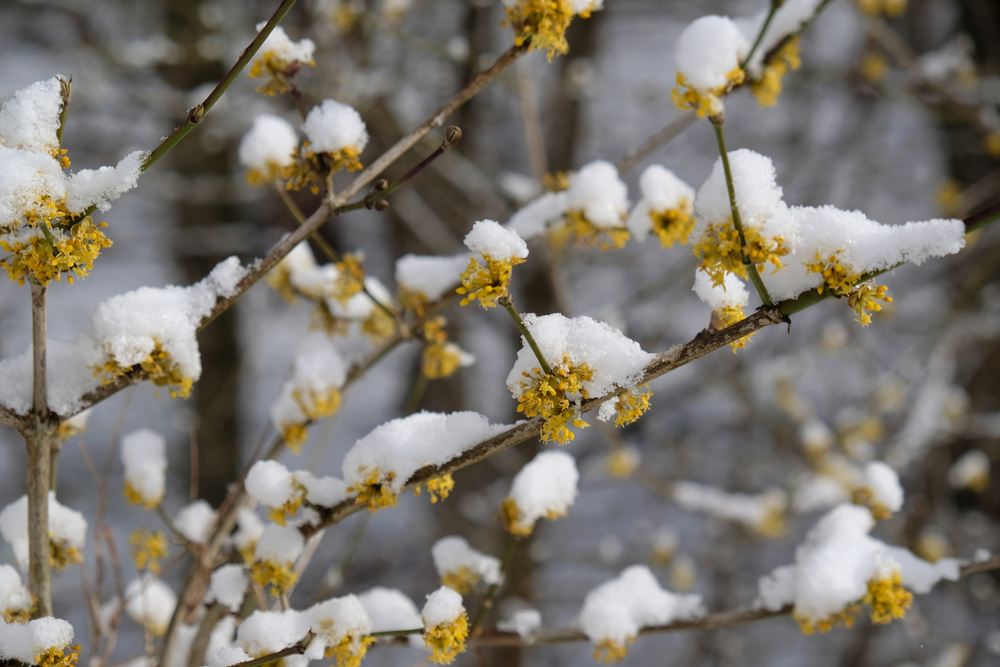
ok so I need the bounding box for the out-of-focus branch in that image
[615,113,697,175]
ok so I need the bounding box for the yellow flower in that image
[503,0,582,61]
[56,419,85,441]
[333,253,365,304]
[0,215,113,286]
[456,253,525,308]
[751,38,802,107]
[421,317,466,379]
[851,487,892,521]
[323,634,376,667]
[804,251,863,297]
[593,638,631,664]
[246,159,295,187]
[604,447,640,479]
[440,566,481,595]
[425,474,455,503]
[712,304,755,352]
[515,354,594,445]
[860,52,889,84]
[556,209,630,251]
[543,171,570,192]
[361,305,396,343]
[250,558,298,597]
[398,286,431,316]
[35,645,82,667]
[859,0,906,17]
[499,497,567,537]
[611,386,652,426]
[123,480,163,510]
[280,423,309,453]
[693,222,789,288]
[649,205,696,248]
[671,68,746,118]
[286,144,364,195]
[50,536,83,571]
[424,612,469,664]
[129,528,169,574]
[95,340,193,399]
[249,50,316,96]
[848,282,892,326]
[864,571,912,624]
[795,606,860,635]
[349,468,399,511]
[268,482,308,526]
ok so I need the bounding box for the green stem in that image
[710,118,773,307]
[470,537,519,633]
[740,0,780,71]
[500,296,552,375]
[402,370,429,416]
[369,628,424,637]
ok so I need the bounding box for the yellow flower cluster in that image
[555,209,630,251]
[2,600,32,624]
[593,638,631,664]
[246,159,295,187]
[499,497,567,537]
[323,634,376,667]
[865,572,913,624]
[610,386,652,426]
[95,341,193,399]
[1,216,112,286]
[279,386,342,452]
[671,68,746,118]
[515,355,594,445]
[350,469,399,511]
[420,318,461,379]
[56,419,86,442]
[129,528,170,574]
[858,0,907,17]
[441,566,481,595]
[457,253,525,308]
[424,612,469,664]
[286,144,364,195]
[543,171,570,192]
[503,0,591,61]
[123,481,163,510]
[751,38,802,107]
[50,538,83,571]
[269,481,308,525]
[251,558,298,597]
[333,253,366,303]
[795,605,860,635]
[851,487,892,521]
[804,251,863,296]
[35,645,82,667]
[249,50,316,96]
[693,222,789,288]
[849,282,892,326]
[425,474,455,503]
[713,304,755,352]
[860,52,889,84]
[649,205,696,248]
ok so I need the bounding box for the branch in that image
[614,113,697,175]
[224,632,315,667]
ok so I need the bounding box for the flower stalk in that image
[499,295,552,375]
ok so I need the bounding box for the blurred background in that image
[2,0,1000,665]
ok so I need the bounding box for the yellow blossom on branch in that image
[95,341,193,399]
[414,474,455,503]
[35,645,82,667]
[349,468,399,511]
[324,635,376,667]
[503,0,600,61]
[424,612,469,664]
[558,209,630,251]
[712,304,755,352]
[751,38,802,107]
[795,605,860,635]
[250,559,298,597]
[515,354,594,444]
[593,638,631,664]
[611,386,652,426]
[1,216,112,286]
[671,67,745,118]
[129,528,169,574]
[649,206,696,248]
[693,221,789,287]
[457,253,525,308]
[848,282,892,326]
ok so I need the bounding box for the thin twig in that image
[615,113,698,175]
[740,0,780,70]
[224,632,315,667]
[470,537,518,633]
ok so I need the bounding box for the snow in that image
[0,564,32,619]
[125,576,177,635]
[302,99,368,155]
[579,565,704,647]
[0,144,66,225]
[506,313,655,400]
[358,587,423,634]
[627,165,695,241]
[121,428,167,508]
[207,564,248,612]
[253,524,305,564]
[507,191,569,240]
[255,22,316,65]
[756,504,960,621]
[432,536,502,586]
[693,149,790,242]
[463,219,529,260]
[232,509,265,555]
[948,449,990,490]
[0,616,76,663]
[675,16,749,91]
[65,150,145,214]
[269,333,347,435]
[174,500,216,544]
[202,647,252,667]
[395,254,469,300]
[505,450,579,533]
[793,474,850,514]
[692,271,749,311]
[800,418,835,455]
[497,609,541,641]
[306,594,373,649]
[0,337,103,417]
[862,462,903,514]
[566,160,629,228]
[296,471,351,507]
[673,482,786,532]
[246,460,297,509]
[0,492,87,570]
[236,610,321,667]
[342,411,510,497]
[421,586,464,627]
[238,114,299,173]
[0,77,62,154]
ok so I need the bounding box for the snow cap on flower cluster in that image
[464,219,529,261]
[756,504,960,621]
[506,313,655,400]
[627,165,695,241]
[674,482,786,533]
[432,536,503,586]
[760,205,965,302]
[0,616,76,664]
[125,575,177,635]
[207,564,249,612]
[174,500,216,544]
[306,594,373,650]
[692,271,749,312]
[861,462,903,514]
[497,609,542,641]
[0,492,86,570]
[0,564,32,620]
[238,115,299,172]
[506,450,579,532]
[579,565,705,648]
[253,524,305,564]
[507,191,570,241]
[422,586,465,627]
[566,160,629,228]
[948,449,990,490]
[121,428,168,508]
[326,277,394,322]
[395,254,470,300]
[302,99,369,155]
[269,333,347,438]
[737,0,826,75]
[92,256,248,382]
[358,587,424,647]
[232,509,265,555]
[66,150,145,214]
[0,337,106,417]
[0,78,62,153]
[694,149,791,241]
[675,16,749,92]
[236,610,322,667]
[255,22,316,65]
[342,411,509,496]
[246,460,297,509]
[201,647,252,667]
